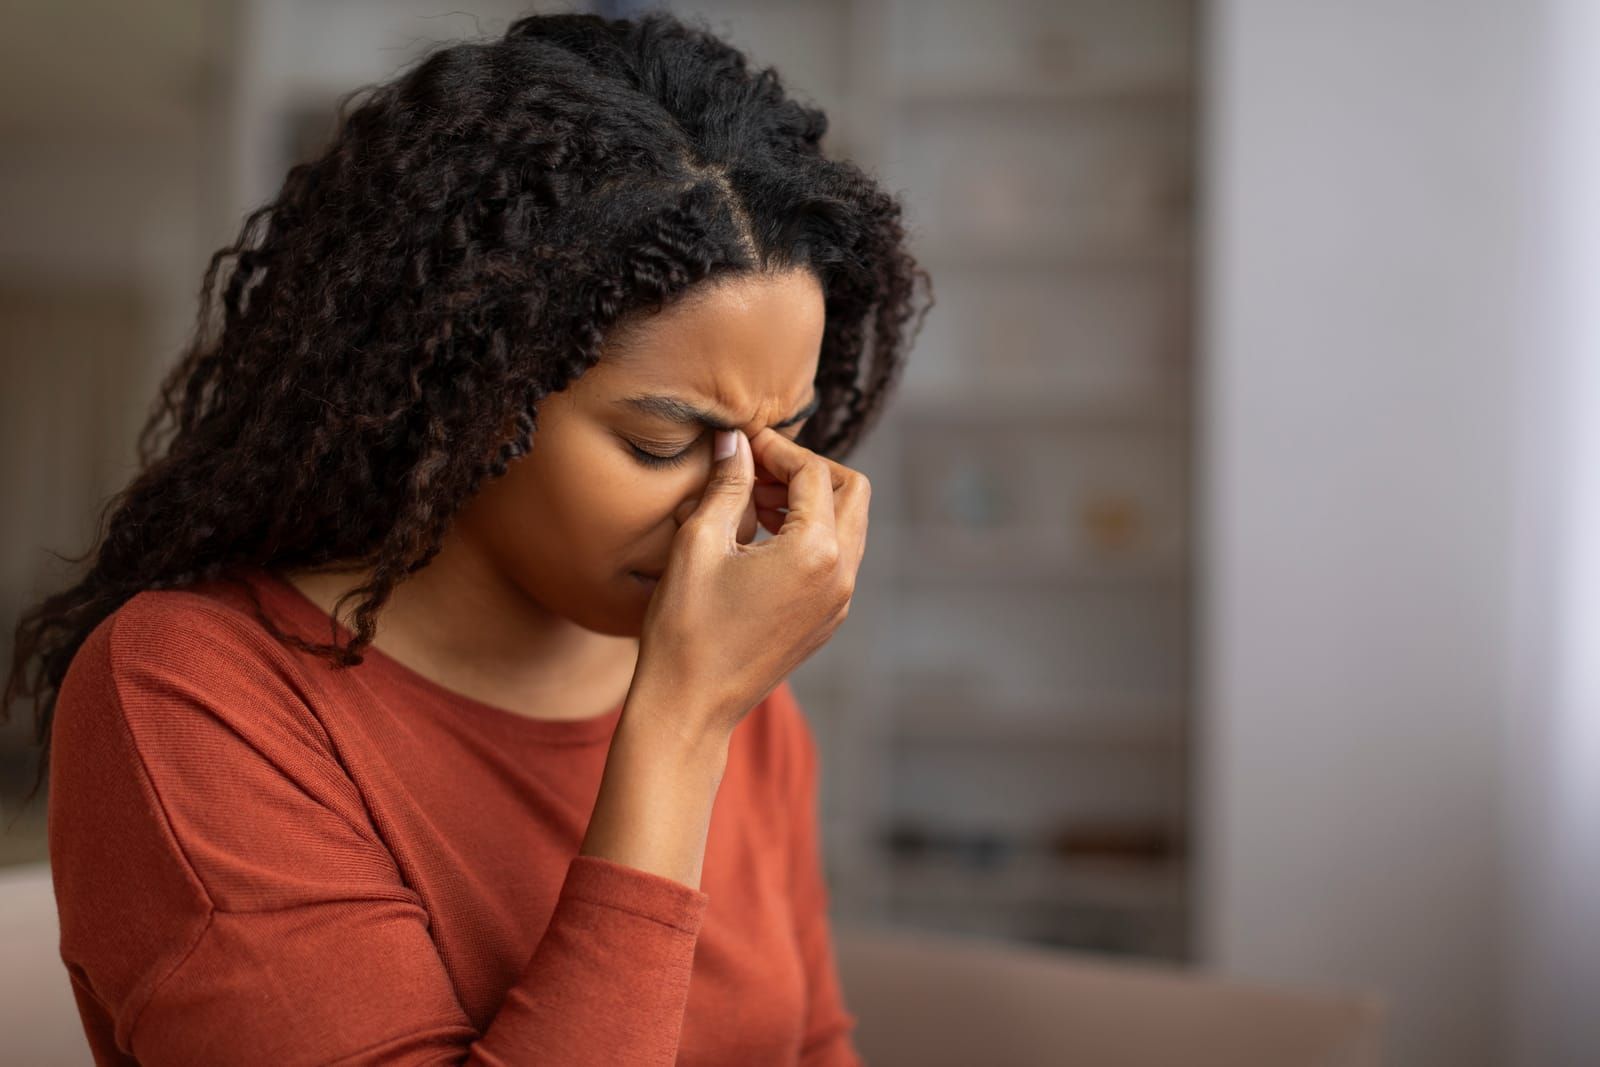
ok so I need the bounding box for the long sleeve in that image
[48,597,709,1067]
[774,683,865,1067]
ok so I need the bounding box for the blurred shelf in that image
[884,852,1186,913]
[910,240,1193,273]
[886,524,1189,585]
[883,902,1186,960]
[890,706,1184,750]
[889,77,1193,110]
[889,386,1190,427]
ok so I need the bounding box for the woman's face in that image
[453,267,826,637]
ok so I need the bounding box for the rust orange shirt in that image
[47,564,863,1065]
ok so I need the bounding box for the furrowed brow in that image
[616,392,819,433]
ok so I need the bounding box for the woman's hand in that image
[630,425,870,743]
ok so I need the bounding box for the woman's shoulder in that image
[84,573,294,675]
[59,570,330,749]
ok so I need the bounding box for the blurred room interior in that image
[2,1,1597,1065]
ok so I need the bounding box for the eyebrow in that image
[615,391,820,433]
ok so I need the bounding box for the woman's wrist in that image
[622,658,744,753]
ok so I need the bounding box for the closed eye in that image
[622,420,809,472]
[626,438,698,469]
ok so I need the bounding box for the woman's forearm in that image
[579,683,733,891]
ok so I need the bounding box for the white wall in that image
[1504,3,1600,1063]
[1197,4,1535,1065]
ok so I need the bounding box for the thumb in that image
[689,428,752,538]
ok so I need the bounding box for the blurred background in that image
[1,1,1596,1065]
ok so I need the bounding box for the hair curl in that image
[3,9,933,812]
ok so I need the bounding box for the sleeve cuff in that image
[560,854,711,935]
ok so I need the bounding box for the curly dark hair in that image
[2,8,933,813]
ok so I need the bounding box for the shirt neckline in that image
[242,565,627,745]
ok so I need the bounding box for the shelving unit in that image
[236,0,1199,965]
[674,0,1200,963]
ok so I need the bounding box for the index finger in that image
[748,427,849,492]
[749,427,841,532]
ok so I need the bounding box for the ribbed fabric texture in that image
[46,565,863,1066]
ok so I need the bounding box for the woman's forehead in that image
[590,271,823,404]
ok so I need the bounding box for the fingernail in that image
[714,429,737,460]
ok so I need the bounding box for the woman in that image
[5,10,931,1064]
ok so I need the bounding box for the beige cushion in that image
[834,921,1385,1067]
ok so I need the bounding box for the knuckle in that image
[806,536,841,573]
